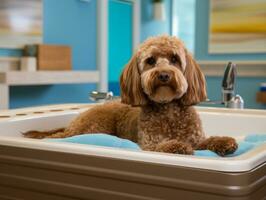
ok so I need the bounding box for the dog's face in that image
[120,36,207,106]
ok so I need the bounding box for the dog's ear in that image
[120,54,148,106]
[179,51,207,106]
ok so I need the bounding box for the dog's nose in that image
[158,72,170,82]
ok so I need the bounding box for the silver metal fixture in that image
[89,91,114,102]
[227,95,244,109]
[201,62,244,109]
[222,62,244,109]
[222,62,236,104]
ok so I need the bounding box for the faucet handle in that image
[227,94,244,109]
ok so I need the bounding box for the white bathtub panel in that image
[200,111,266,137]
[0,113,77,137]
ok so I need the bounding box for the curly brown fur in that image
[155,140,194,155]
[23,35,238,156]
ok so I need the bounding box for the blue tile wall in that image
[141,0,172,41]
[108,0,133,95]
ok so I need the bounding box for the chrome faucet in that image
[89,91,115,101]
[202,62,244,109]
[222,62,236,103]
[221,62,244,109]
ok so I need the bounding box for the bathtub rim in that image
[0,136,265,173]
[0,103,266,118]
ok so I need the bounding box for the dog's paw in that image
[156,140,194,155]
[208,136,238,156]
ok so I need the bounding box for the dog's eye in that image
[146,57,156,65]
[171,55,179,64]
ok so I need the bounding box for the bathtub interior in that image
[0,104,265,139]
[0,104,266,172]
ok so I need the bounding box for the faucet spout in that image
[200,61,244,109]
[222,62,236,91]
[222,62,236,104]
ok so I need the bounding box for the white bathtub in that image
[0,104,265,200]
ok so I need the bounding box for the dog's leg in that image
[196,136,238,156]
[154,139,194,155]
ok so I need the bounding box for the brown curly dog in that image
[24,35,238,156]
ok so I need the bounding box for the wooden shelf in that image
[0,70,100,110]
[0,57,103,110]
[0,70,99,86]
